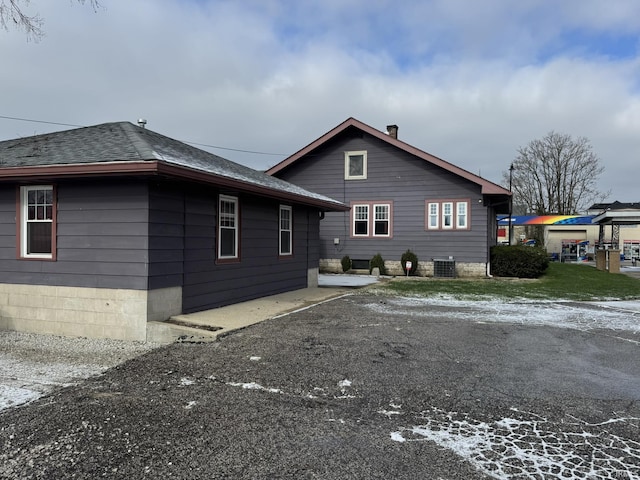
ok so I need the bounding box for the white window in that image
[345,151,367,180]
[351,201,393,238]
[427,202,439,229]
[425,200,470,231]
[218,195,238,259]
[373,204,390,236]
[442,202,453,229]
[279,205,292,256]
[353,204,369,236]
[457,202,468,228]
[20,185,55,259]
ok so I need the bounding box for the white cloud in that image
[1,0,639,201]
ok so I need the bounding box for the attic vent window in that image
[345,151,367,180]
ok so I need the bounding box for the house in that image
[0,122,346,341]
[267,117,511,277]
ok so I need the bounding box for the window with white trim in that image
[344,151,367,180]
[351,201,393,237]
[279,205,292,256]
[442,202,453,229]
[425,200,470,231]
[427,202,439,229]
[457,202,467,228]
[373,204,390,236]
[218,195,238,259]
[20,185,55,259]
[353,204,369,236]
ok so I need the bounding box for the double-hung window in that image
[427,202,439,229]
[456,202,468,228]
[373,204,390,235]
[19,185,55,259]
[442,202,454,229]
[353,204,369,236]
[344,151,367,180]
[218,195,239,260]
[279,205,292,256]
[351,201,392,238]
[425,199,470,231]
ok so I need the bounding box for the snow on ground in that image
[390,406,640,480]
[364,296,640,334]
[0,332,158,412]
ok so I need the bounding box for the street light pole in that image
[508,163,514,245]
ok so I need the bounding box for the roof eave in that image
[0,161,348,212]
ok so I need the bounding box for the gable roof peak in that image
[267,117,510,196]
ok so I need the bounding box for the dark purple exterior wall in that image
[0,178,320,314]
[271,128,494,266]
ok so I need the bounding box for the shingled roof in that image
[0,122,346,211]
[267,117,511,196]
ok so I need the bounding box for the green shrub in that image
[400,249,419,276]
[369,253,386,275]
[341,255,352,272]
[490,245,549,278]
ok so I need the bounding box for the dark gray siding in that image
[148,182,185,290]
[181,190,317,313]
[1,177,321,313]
[275,129,489,264]
[0,180,149,289]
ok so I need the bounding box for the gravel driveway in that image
[1,291,639,479]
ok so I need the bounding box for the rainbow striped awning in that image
[497,215,594,226]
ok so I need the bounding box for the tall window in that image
[218,195,238,259]
[374,204,390,236]
[351,201,393,238]
[425,200,470,231]
[457,202,468,228]
[442,202,453,229]
[20,185,55,259]
[279,205,292,256]
[344,151,367,180]
[428,202,439,229]
[353,204,369,236]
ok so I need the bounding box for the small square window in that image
[345,151,367,180]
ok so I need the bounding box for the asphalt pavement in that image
[1,289,639,479]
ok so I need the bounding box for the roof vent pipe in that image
[386,124,398,139]
[138,118,147,128]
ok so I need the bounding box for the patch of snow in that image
[364,296,640,333]
[391,406,640,479]
[0,385,41,410]
[227,381,282,394]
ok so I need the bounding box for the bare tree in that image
[505,131,608,215]
[0,0,99,41]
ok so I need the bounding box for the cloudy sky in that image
[2,0,639,205]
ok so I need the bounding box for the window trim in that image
[456,201,468,229]
[373,203,391,237]
[350,201,393,238]
[344,150,367,180]
[17,185,57,260]
[442,202,454,230]
[427,202,439,229]
[279,204,293,257]
[217,194,239,261]
[425,199,470,231]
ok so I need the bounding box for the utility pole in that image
[508,163,514,245]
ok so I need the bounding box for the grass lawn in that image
[382,262,640,301]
